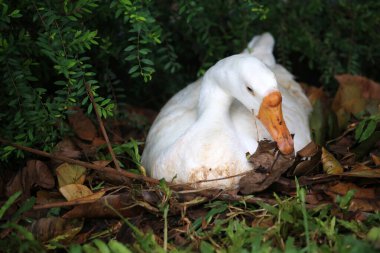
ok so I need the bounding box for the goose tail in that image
[245,32,276,68]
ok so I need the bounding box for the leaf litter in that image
[0,76,380,251]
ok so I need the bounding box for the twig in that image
[0,138,160,185]
[85,83,122,171]
[34,197,100,210]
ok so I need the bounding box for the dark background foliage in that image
[1,0,379,159]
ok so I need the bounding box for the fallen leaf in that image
[59,184,93,201]
[321,147,344,174]
[325,183,380,212]
[125,105,157,124]
[72,138,98,157]
[351,163,372,172]
[239,140,295,194]
[91,137,106,147]
[92,160,112,167]
[328,135,354,156]
[305,86,325,105]
[62,193,141,219]
[6,160,55,199]
[73,188,106,202]
[335,74,380,100]
[291,141,321,176]
[341,168,380,178]
[68,107,97,141]
[56,163,86,188]
[36,190,65,205]
[332,74,380,127]
[51,138,81,166]
[371,153,380,166]
[28,217,83,243]
[339,152,356,167]
[297,141,319,157]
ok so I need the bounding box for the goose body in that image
[142,33,311,189]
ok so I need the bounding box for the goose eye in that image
[246,86,255,95]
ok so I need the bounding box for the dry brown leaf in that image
[6,160,55,199]
[332,74,380,127]
[62,193,141,219]
[72,188,106,202]
[51,138,81,166]
[28,217,83,242]
[371,153,380,166]
[321,147,344,174]
[335,74,380,100]
[239,140,295,194]
[291,142,321,176]
[36,190,65,205]
[332,81,366,114]
[292,157,321,176]
[297,141,320,157]
[56,163,86,188]
[325,183,380,212]
[92,160,112,167]
[351,163,372,172]
[91,137,106,147]
[125,105,158,124]
[328,135,355,156]
[68,107,97,141]
[305,86,326,105]
[59,184,93,201]
[342,168,380,178]
[72,138,98,157]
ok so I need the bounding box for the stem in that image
[163,204,169,252]
[85,83,122,171]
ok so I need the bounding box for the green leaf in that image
[83,244,98,253]
[12,197,36,221]
[124,45,136,52]
[87,103,93,114]
[108,240,132,253]
[128,65,139,74]
[2,223,35,241]
[359,120,377,142]
[200,241,215,253]
[92,239,110,253]
[141,58,154,65]
[355,120,367,140]
[125,54,136,61]
[100,98,111,107]
[9,9,22,18]
[139,48,151,55]
[0,191,21,219]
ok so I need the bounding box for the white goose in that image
[142,34,311,189]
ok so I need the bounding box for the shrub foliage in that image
[0,0,379,159]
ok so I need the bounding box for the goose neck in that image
[197,75,233,119]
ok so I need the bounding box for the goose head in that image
[211,54,294,154]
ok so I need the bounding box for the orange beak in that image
[257,91,294,154]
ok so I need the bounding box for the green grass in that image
[1,182,380,252]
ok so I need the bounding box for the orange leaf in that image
[332,74,380,127]
[371,153,380,166]
[68,107,97,141]
[59,184,93,201]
